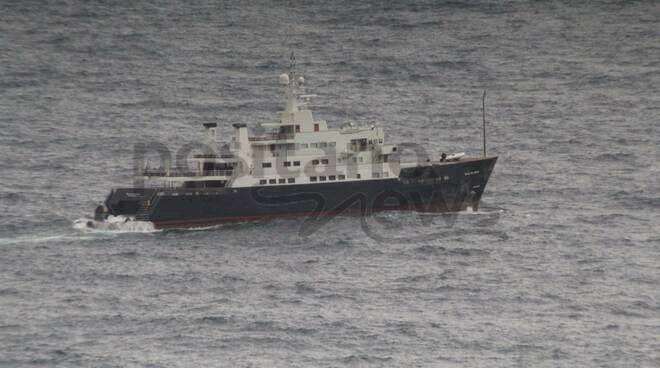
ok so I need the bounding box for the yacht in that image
[93,58,497,229]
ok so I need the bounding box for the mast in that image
[482,90,487,157]
[284,51,299,113]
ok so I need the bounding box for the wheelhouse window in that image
[262,162,272,168]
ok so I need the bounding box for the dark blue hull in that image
[103,157,497,229]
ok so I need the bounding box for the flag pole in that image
[482,90,487,157]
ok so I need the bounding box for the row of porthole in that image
[309,174,346,182]
[258,173,349,186]
[259,177,296,185]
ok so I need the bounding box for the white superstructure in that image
[142,58,399,189]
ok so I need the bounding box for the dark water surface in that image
[1,1,659,366]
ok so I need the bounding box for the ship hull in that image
[103,157,497,229]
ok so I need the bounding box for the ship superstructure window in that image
[338,174,346,180]
[262,162,272,168]
[329,142,336,147]
[260,179,267,185]
[283,161,291,167]
[202,162,235,172]
[314,123,319,132]
[319,176,326,181]
[356,174,361,179]
[295,125,300,133]
[312,160,319,165]
[373,173,381,178]
[278,179,285,184]
[301,143,308,149]
[319,142,327,148]
[269,179,276,184]
[287,178,295,183]
[293,161,300,166]
[310,177,317,182]
[329,175,336,180]
[321,159,329,165]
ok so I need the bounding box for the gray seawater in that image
[1,1,659,366]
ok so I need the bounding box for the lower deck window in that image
[278,178,285,184]
[259,179,267,185]
[269,179,276,184]
[329,175,336,180]
[338,174,346,180]
[310,177,317,182]
[287,178,295,183]
[319,176,326,181]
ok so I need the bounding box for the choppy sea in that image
[1,1,659,366]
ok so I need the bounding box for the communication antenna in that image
[482,90,487,157]
[289,51,296,76]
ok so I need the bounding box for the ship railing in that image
[142,169,234,177]
[249,133,294,141]
[193,153,235,159]
[348,144,369,152]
